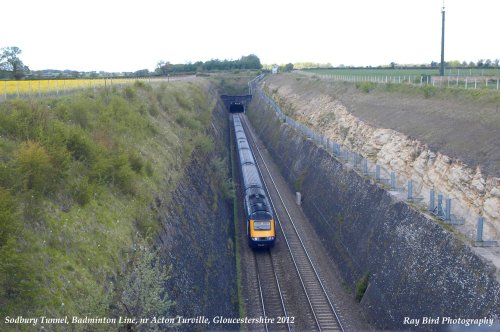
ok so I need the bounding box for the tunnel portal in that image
[220,95,252,113]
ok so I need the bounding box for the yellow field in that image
[1,78,153,98]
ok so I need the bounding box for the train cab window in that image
[253,220,271,230]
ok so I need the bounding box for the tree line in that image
[154,54,262,75]
[0,47,263,80]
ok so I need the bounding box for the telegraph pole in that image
[440,1,446,76]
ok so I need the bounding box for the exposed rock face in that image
[248,94,500,330]
[156,97,238,330]
[264,81,500,241]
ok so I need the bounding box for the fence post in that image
[375,165,381,181]
[437,193,443,217]
[4,81,7,101]
[429,189,435,211]
[476,217,484,242]
[445,197,451,221]
[407,180,413,200]
[390,172,396,190]
[363,158,368,175]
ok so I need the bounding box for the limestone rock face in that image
[266,81,500,240]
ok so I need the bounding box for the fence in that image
[247,74,497,247]
[1,77,173,102]
[298,70,500,90]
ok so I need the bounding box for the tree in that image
[240,54,262,69]
[284,63,294,72]
[0,46,29,79]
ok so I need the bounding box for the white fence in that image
[298,71,500,90]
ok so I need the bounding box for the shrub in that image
[15,141,54,193]
[118,245,174,327]
[422,85,437,98]
[175,112,202,131]
[355,272,369,302]
[193,134,214,154]
[128,152,144,174]
[112,153,137,195]
[0,188,18,244]
[70,176,94,206]
[123,86,136,100]
[173,90,192,110]
[65,127,96,163]
[356,81,376,93]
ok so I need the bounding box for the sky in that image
[1,0,499,72]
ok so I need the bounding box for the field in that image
[302,67,500,90]
[305,67,500,77]
[1,77,168,99]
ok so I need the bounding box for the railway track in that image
[241,114,344,332]
[254,250,290,332]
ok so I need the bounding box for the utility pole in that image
[440,1,446,76]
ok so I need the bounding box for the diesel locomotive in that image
[233,114,276,248]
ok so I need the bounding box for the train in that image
[232,114,276,248]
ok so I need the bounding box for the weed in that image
[356,81,376,93]
[422,85,437,98]
[355,272,369,302]
[294,171,307,192]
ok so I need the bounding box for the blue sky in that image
[1,0,499,72]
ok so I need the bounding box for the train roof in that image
[238,147,255,165]
[241,163,262,190]
[246,187,272,217]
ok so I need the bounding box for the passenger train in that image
[233,114,276,248]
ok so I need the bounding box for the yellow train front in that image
[233,114,276,248]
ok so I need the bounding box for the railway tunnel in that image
[220,94,252,113]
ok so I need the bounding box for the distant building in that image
[271,65,278,74]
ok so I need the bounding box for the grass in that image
[0,79,215,323]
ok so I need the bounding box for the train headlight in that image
[251,237,259,241]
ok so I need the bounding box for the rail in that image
[241,114,344,331]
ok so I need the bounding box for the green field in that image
[304,67,500,77]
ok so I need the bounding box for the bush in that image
[355,272,369,302]
[193,134,214,154]
[356,81,376,93]
[70,176,94,206]
[15,141,54,193]
[65,127,96,163]
[0,188,18,244]
[123,86,136,100]
[422,85,437,98]
[118,245,174,328]
[129,152,144,174]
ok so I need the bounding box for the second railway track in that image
[241,114,345,332]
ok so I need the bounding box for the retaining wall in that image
[248,97,499,330]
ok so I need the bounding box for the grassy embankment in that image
[0,80,216,325]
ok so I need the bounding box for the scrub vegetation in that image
[0,80,215,325]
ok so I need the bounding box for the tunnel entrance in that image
[220,95,252,113]
[229,103,245,113]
